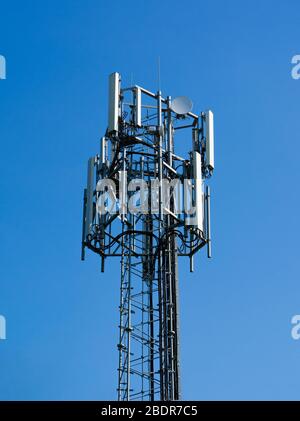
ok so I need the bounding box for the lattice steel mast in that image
[82,72,214,401]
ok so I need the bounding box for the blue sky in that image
[0,0,300,400]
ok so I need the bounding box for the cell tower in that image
[81,72,214,401]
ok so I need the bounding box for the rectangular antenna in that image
[193,151,204,232]
[108,72,120,133]
[134,87,142,127]
[206,110,214,170]
[192,128,199,151]
[205,186,212,258]
[100,137,107,165]
[85,157,95,239]
[81,189,87,260]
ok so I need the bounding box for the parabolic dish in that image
[171,96,193,115]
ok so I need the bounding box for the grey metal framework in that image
[81,73,214,401]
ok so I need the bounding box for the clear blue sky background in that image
[0,0,300,400]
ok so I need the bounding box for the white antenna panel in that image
[206,110,214,170]
[193,151,204,232]
[108,72,120,133]
[134,87,142,127]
